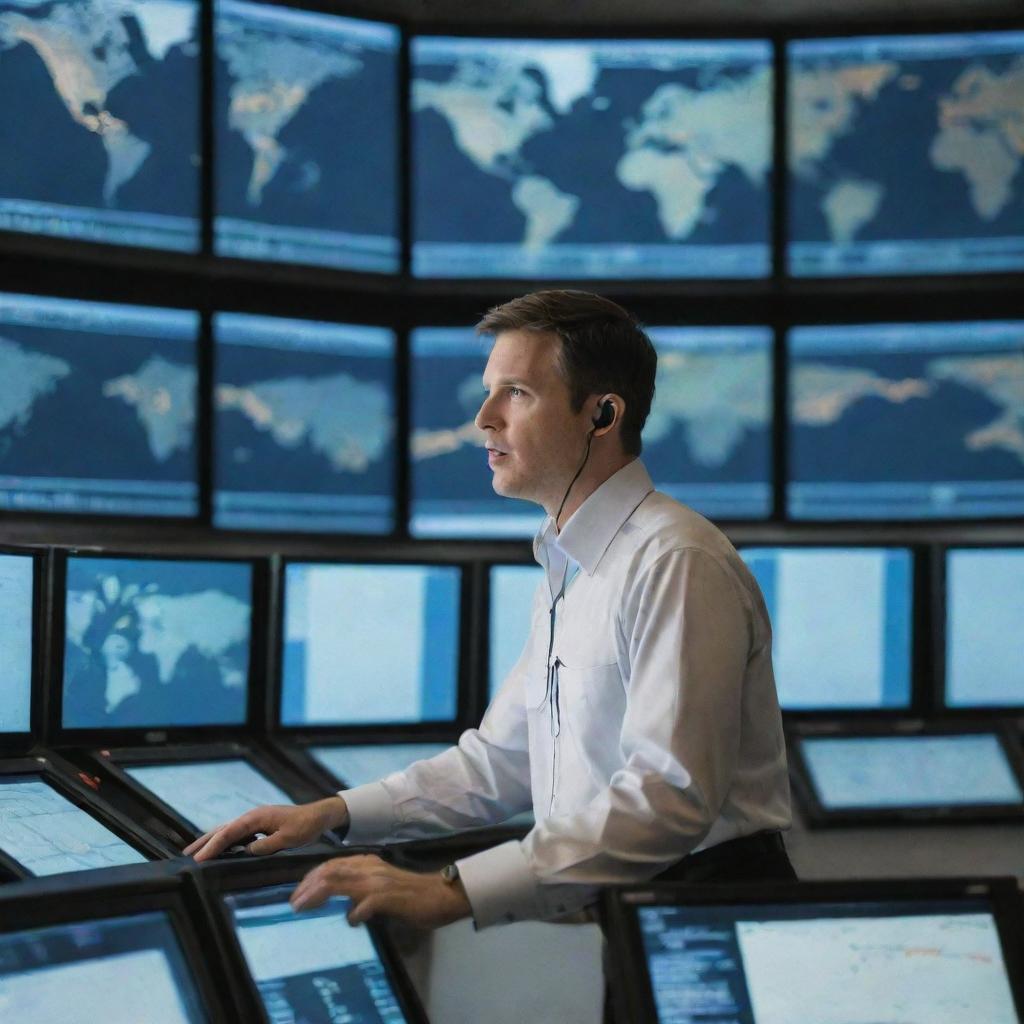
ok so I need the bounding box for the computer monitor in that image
[61,555,253,730]
[488,565,543,698]
[0,773,149,876]
[0,552,35,735]
[309,742,451,790]
[214,1,399,272]
[787,320,1024,520]
[645,327,773,520]
[124,758,293,835]
[788,31,1024,277]
[0,910,210,1022]
[213,313,396,533]
[791,728,1024,824]
[604,879,1024,1024]
[412,36,773,279]
[280,562,461,726]
[225,882,416,1023]
[409,327,543,538]
[0,293,199,517]
[0,0,200,252]
[740,546,913,710]
[944,547,1024,708]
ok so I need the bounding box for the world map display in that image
[214,313,395,534]
[0,553,34,733]
[214,0,399,271]
[788,320,1024,519]
[0,293,198,516]
[62,556,252,728]
[0,0,200,251]
[412,37,772,279]
[789,31,1024,276]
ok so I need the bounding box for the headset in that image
[555,399,615,527]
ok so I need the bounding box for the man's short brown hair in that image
[475,290,657,456]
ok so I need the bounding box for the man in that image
[187,290,794,932]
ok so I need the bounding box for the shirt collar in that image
[532,459,655,577]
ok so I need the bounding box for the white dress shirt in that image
[342,459,791,928]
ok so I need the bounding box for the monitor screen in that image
[0,293,199,517]
[0,774,147,876]
[489,565,543,698]
[646,327,773,519]
[310,742,450,789]
[62,556,252,730]
[0,553,34,733]
[214,1,400,272]
[946,548,1024,708]
[412,37,773,279]
[740,547,912,710]
[125,758,292,833]
[409,327,543,538]
[787,321,1024,520]
[226,884,409,1023]
[788,31,1024,277]
[281,563,460,725]
[0,0,200,252]
[0,911,208,1022]
[799,733,1024,810]
[213,314,396,533]
[637,897,1020,1023]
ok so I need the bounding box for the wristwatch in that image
[440,862,460,885]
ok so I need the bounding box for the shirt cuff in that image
[455,840,542,930]
[338,783,398,846]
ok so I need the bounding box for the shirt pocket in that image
[555,659,626,783]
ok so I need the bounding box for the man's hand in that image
[290,854,471,931]
[184,796,349,861]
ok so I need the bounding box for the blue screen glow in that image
[282,563,461,725]
[0,553,34,733]
[488,565,543,698]
[311,743,450,789]
[741,547,912,710]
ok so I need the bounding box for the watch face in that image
[441,863,459,883]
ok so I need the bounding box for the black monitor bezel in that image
[0,545,47,757]
[735,540,928,716]
[271,553,472,734]
[0,751,174,879]
[932,542,1024,716]
[86,740,331,844]
[787,717,1024,826]
[187,850,430,1024]
[47,547,271,745]
[0,861,231,1023]
[600,875,1024,1024]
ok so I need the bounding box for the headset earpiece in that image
[592,400,614,430]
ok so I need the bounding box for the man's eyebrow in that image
[481,377,533,390]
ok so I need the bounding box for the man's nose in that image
[475,393,497,432]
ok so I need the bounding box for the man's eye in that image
[509,386,522,398]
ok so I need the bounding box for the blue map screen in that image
[214,1,399,272]
[638,898,1019,1023]
[787,321,1024,520]
[0,553,34,733]
[412,37,773,279]
[62,556,252,729]
[489,565,543,698]
[310,743,450,789]
[800,734,1024,809]
[126,759,291,833]
[0,912,208,1022]
[214,314,396,534]
[0,0,200,252]
[227,886,408,1023]
[741,547,912,710]
[281,563,460,726]
[788,31,1024,277]
[646,327,773,519]
[409,328,543,539]
[0,293,199,517]
[946,548,1024,708]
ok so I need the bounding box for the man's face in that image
[475,329,591,513]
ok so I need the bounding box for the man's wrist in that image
[319,795,349,831]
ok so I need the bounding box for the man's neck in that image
[553,454,635,532]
